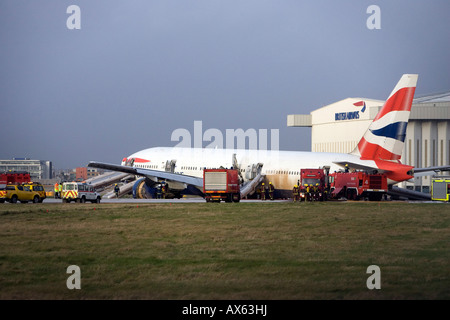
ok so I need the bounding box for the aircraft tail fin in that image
[351,74,418,161]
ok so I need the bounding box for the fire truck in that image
[299,168,328,201]
[203,168,240,203]
[0,172,31,187]
[328,171,388,201]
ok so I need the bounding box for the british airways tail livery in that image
[352,74,417,161]
[89,74,443,199]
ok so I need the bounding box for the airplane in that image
[88,74,450,199]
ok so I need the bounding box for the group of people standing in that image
[54,182,63,199]
[258,182,275,200]
[292,184,324,202]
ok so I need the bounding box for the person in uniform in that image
[156,184,162,199]
[306,184,311,202]
[292,185,299,202]
[54,182,59,199]
[114,183,120,198]
[161,181,167,199]
[260,183,266,200]
[313,183,319,201]
[268,182,275,200]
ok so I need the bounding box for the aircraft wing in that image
[333,161,380,173]
[87,161,204,188]
[412,166,450,174]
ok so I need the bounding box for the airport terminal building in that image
[287,91,450,193]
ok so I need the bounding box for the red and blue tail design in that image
[352,74,418,161]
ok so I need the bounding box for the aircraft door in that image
[165,159,177,173]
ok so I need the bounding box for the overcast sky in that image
[1,0,449,169]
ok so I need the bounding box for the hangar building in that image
[287,91,450,193]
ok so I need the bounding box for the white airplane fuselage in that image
[124,147,382,192]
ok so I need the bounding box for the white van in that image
[62,182,101,203]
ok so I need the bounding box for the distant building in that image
[287,91,450,193]
[0,158,52,180]
[76,167,101,181]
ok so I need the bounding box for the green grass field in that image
[0,201,449,299]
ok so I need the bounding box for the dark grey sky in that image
[1,0,449,169]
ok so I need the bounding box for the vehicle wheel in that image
[33,196,39,203]
[80,196,86,203]
[11,196,18,204]
[96,197,101,203]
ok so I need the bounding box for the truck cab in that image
[299,168,327,201]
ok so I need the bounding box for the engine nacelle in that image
[132,178,156,199]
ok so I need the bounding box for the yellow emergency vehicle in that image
[22,182,46,203]
[431,177,450,202]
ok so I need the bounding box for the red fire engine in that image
[0,172,31,186]
[203,168,241,203]
[299,168,328,201]
[328,171,388,201]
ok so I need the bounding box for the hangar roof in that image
[288,91,450,127]
[413,91,450,103]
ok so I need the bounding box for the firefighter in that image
[313,183,319,201]
[260,183,266,200]
[114,183,120,198]
[345,164,349,173]
[268,182,275,200]
[292,185,299,202]
[54,182,59,199]
[161,181,167,199]
[156,184,162,199]
[59,183,63,199]
[305,184,311,202]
